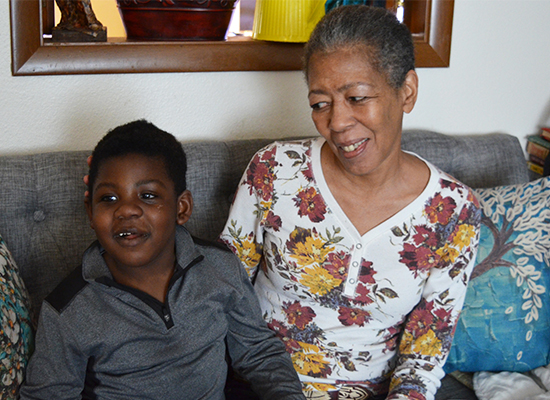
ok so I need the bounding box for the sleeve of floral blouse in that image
[219,146,273,280]
[387,189,481,400]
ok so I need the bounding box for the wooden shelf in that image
[10,0,454,76]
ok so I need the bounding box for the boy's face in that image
[85,154,192,274]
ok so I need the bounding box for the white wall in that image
[410,0,550,141]
[1,0,550,155]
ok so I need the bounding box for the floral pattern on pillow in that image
[0,236,33,399]
[445,176,550,373]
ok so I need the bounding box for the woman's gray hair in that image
[304,5,415,89]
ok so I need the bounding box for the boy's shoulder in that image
[44,265,89,314]
[186,236,243,275]
[191,236,232,253]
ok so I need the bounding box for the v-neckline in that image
[310,137,438,243]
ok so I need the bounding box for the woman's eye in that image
[349,96,367,103]
[310,101,328,111]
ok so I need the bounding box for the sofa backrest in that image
[0,130,529,321]
[401,130,529,188]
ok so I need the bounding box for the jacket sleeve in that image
[19,301,88,400]
[225,256,306,400]
[388,189,481,400]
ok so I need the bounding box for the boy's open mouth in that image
[113,228,147,241]
[117,232,134,238]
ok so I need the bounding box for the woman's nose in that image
[329,101,355,132]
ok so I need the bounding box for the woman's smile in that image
[340,138,369,154]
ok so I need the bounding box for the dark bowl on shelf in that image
[117,0,238,41]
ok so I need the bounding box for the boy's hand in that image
[84,155,92,199]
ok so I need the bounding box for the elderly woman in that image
[220,5,480,400]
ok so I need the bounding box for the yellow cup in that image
[252,0,326,43]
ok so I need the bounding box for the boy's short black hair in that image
[88,120,187,197]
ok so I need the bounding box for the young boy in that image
[19,120,305,400]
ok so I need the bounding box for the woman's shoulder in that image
[406,153,478,208]
[408,153,471,190]
[254,137,319,157]
[248,137,320,175]
[432,165,474,194]
[427,162,480,210]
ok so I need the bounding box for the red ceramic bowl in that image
[117,0,238,41]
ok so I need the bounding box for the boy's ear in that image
[176,190,193,226]
[84,197,95,230]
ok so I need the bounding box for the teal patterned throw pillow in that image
[0,236,33,399]
[444,176,550,373]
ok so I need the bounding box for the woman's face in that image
[307,47,418,178]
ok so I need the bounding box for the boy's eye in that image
[100,195,117,203]
[141,193,157,200]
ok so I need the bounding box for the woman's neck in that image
[320,143,430,235]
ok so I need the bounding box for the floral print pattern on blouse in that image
[220,138,480,400]
[0,237,34,400]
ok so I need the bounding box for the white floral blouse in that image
[220,138,480,400]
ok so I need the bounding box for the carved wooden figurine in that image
[52,0,107,42]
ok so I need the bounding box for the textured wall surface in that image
[1,0,550,155]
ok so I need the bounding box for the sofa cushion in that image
[0,235,34,399]
[444,176,550,373]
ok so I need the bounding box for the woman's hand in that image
[83,155,92,198]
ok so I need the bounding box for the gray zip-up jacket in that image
[20,226,305,400]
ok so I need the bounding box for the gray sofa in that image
[0,129,530,399]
